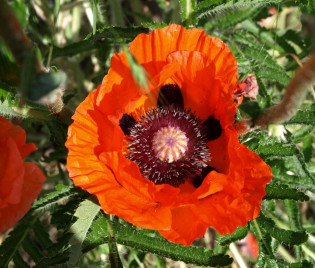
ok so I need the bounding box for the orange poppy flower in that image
[66,24,272,245]
[0,116,46,233]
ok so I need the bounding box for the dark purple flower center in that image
[119,84,222,187]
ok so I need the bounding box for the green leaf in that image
[284,200,303,231]
[83,214,233,266]
[179,0,196,26]
[256,213,308,245]
[284,200,303,261]
[0,213,38,267]
[33,252,70,268]
[52,40,98,59]
[13,252,31,268]
[233,32,290,86]
[264,182,310,201]
[241,19,283,52]
[22,234,44,262]
[211,7,260,30]
[52,26,150,59]
[67,198,101,266]
[195,0,285,20]
[45,120,68,148]
[218,225,249,246]
[141,22,168,29]
[33,220,53,250]
[32,184,77,212]
[290,260,314,268]
[285,109,315,125]
[302,134,313,162]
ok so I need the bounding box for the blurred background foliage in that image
[0,0,314,267]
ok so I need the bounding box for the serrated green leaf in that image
[241,19,283,52]
[290,260,314,268]
[212,7,260,30]
[285,109,315,125]
[13,252,31,268]
[52,40,98,59]
[141,22,168,29]
[0,213,38,267]
[196,0,223,10]
[256,213,308,245]
[67,198,101,266]
[22,234,44,262]
[218,225,249,246]
[52,26,150,59]
[264,182,309,201]
[33,220,53,249]
[33,252,70,268]
[83,214,233,266]
[302,134,313,162]
[46,120,68,148]
[284,200,303,231]
[284,200,303,261]
[195,0,285,20]
[32,184,77,212]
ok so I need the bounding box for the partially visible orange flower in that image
[245,233,259,258]
[0,116,46,233]
[66,24,272,245]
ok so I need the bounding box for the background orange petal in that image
[0,117,36,158]
[0,138,24,206]
[0,162,45,233]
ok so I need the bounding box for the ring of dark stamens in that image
[123,105,210,187]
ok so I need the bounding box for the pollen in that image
[152,126,188,163]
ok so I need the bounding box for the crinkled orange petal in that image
[159,127,272,244]
[164,50,236,125]
[130,24,238,88]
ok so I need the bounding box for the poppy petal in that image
[0,163,45,233]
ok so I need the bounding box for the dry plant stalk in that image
[255,53,315,127]
[234,53,315,135]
